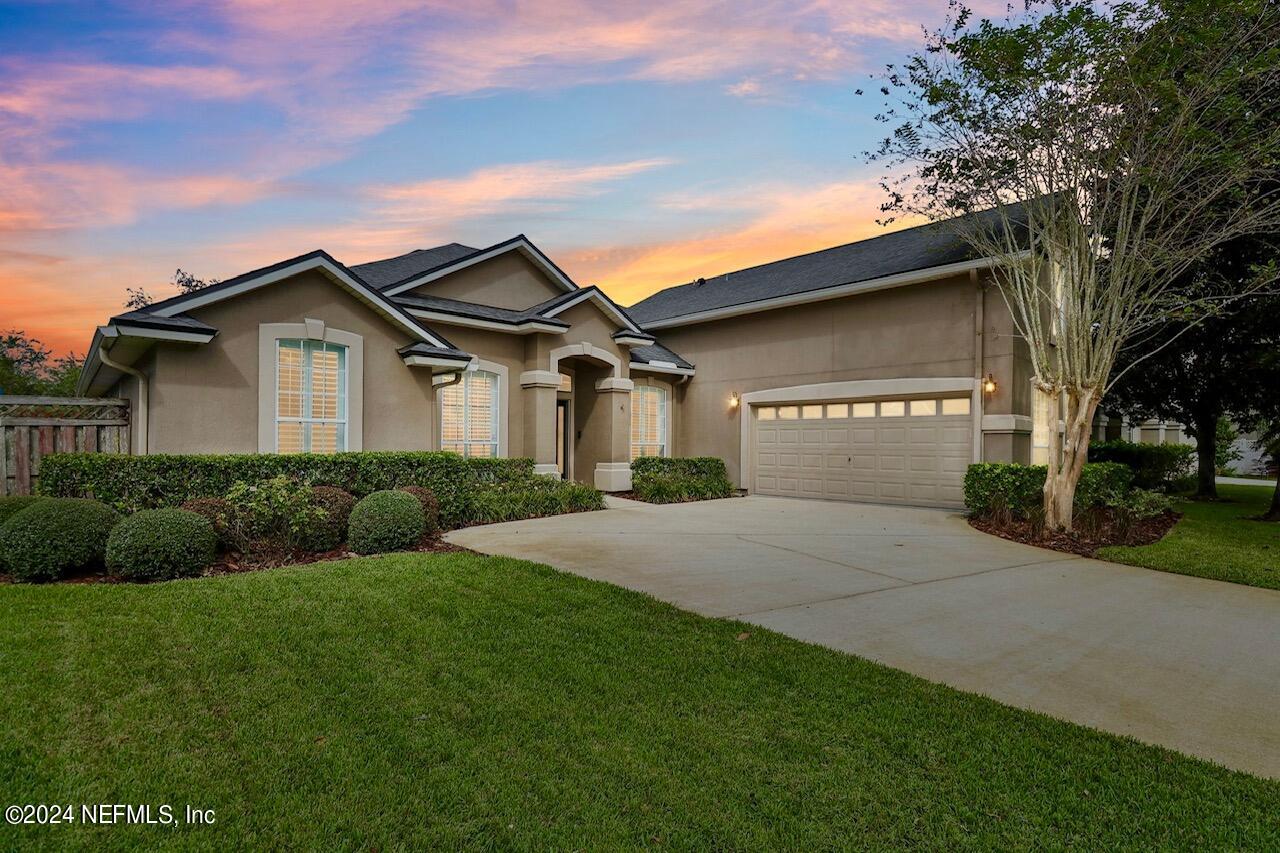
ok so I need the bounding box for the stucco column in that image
[593,377,634,491]
[520,370,560,476]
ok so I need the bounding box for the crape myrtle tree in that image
[867,0,1280,530]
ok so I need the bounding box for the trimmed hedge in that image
[37,452,535,528]
[0,495,47,526]
[306,486,357,552]
[631,456,734,504]
[106,508,217,582]
[347,491,425,555]
[963,462,1133,519]
[398,486,441,537]
[0,498,121,582]
[1088,440,1195,490]
[466,479,604,524]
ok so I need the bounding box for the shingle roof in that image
[352,244,478,289]
[397,341,473,361]
[108,310,218,335]
[628,206,1026,325]
[391,293,569,328]
[630,342,693,370]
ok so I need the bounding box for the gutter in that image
[96,335,147,454]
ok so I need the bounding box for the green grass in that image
[1100,483,1280,590]
[2,553,1277,850]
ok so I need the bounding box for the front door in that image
[556,399,571,479]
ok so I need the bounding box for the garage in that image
[752,396,973,508]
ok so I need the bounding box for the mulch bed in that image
[969,510,1181,558]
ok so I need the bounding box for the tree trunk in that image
[1193,411,1219,500]
[1266,456,1280,522]
[1043,387,1102,531]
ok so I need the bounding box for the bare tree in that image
[869,0,1280,529]
[123,268,220,310]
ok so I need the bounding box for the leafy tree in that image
[868,0,1280,529]
[1,330,82,397]
[124,268,219,310]
[1104,276,1280,500]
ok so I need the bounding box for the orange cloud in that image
[560,177,924,304]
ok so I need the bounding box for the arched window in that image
[441,370,500,457]
[630,384,667,459]
[276,339,347,453]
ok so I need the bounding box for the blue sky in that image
[0,0,990,353]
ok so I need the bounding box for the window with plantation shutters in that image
[276,339,347,453]
[630,385,667,460]
[440,370,500,457]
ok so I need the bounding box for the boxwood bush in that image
[0,495,47,526]
[0,498,121,582]
[398,486,441,537]
[631,456,734,504]
[1087,440,1195,490]
[347,490,425,555]
[304,486,357,552]
[106,508,217,582]
[963,462,1135,519]
[37,451,534,528]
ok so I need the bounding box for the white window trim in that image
[437,358,508,457]
[630,380,671,460]
[259,321,363,452]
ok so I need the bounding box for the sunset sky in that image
[0,1,985,356]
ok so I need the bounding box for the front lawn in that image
[2,554,1277,849]
[1100,483,1280,590]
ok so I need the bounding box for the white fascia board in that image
[382,238,577,297]
[631,360,695,377]
[641,254,1027,330]
[539,288,642,333]
[611,335,654,347]
[152,256,449,349]
[402,354,472,372]
[110,324,217,344]
[405,308,565,335]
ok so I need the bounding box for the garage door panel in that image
[753,395,972,509]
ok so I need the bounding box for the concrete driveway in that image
[447,495,1280,778]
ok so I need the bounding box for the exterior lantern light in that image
[729,392,740,409]
[982,373,997,395]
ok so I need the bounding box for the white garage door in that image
[752,397,973,508]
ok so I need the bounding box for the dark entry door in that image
[556,399,571,479]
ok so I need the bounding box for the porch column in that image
[593,377,634,491]
[520,370,561,476]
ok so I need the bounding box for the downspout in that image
[972,268,985,462]
[97,341,148,454]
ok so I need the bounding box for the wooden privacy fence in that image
[0,397,130,496]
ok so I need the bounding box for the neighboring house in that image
[77,215,1052,507]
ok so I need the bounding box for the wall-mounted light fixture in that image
[729,391,740,409]
[982,373,998,395]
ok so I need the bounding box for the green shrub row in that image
[963,461,1173,523]
[465,479,604,524]
[1087,440,1195,490]
[37,452,534,527]
[631,456,734,504]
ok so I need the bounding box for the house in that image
[77,215,1051,507]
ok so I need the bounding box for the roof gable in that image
[527,286,643,334]
[380,235,579,297]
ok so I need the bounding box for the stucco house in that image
[77,216,1053,507]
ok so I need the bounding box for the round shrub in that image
[398,486,441,537]
[0,495,47,526]
[0,498,120,583]
[106,508,217,582]
[179,497,233,548]
[347,490,424,555]
[305,486,356,552]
